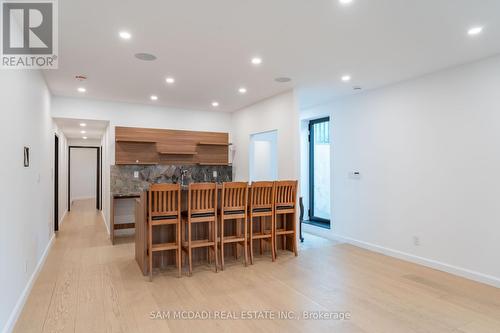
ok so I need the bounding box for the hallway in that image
[14,200,500,333]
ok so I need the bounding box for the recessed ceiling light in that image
[119,31,131,40]
[80,123,86,127]
[134,53,157,61]
[212,101,219,107]
[238,87,247,94]
[165,77,175,84]
[341,75,351,82]
[83,136,88,140]
[77,87,86,93]
[275,77,292,83]
[467,26,483,36]
[251,57,262,65]
[339,0,354,5]
[80,130,86,134]
[150,95,158,101]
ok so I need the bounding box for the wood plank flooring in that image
[14,199,500,333]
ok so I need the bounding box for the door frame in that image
[68,146,102,211]
[308,117,331,226]
[54,134,59,231]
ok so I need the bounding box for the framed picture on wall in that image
[24,146,30,167]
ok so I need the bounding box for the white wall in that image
[231,91,300,181]
[301,55,500,287]
[100,125,111,233]
[70,148,97,202]
[0,70,54,333]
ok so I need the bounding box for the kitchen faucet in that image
[180,168,189,186]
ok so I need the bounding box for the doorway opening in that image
[249,130,278,181]
[308,117,331,228]
[68,146,102,211]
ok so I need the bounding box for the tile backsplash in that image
[111,164,232,195]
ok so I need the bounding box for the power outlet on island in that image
[213,171,217,178]
[133,171,139,179]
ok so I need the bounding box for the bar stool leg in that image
[293,213,298,257]
[282,215,286,250]
[249,216,254,265]
[177,223,181,277]
[259,217,263,255]
[236,219,240,260]
[188,220,192,276]
[214,218,219,273]
[271,215,276,262]
[244,215,248,266]
[220,218,225,271]
[148,222,153,281]
[208,221,212,264]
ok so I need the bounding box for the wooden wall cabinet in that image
[115,126,230,165]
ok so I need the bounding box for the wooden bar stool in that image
[219,182,248,270]
[248,181,276,264]
[181,183,218,276]
[274,180,298,257]
[148,183,182,281]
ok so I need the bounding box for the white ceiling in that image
[54,118,108,140]
[44,0,500,112]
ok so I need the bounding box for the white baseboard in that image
[329,233,500,289]
[304,226,500,289]
[303,223,333,239]
[71,196,96,203]
[100,211,110,235]
[2,234,55,333]
[58,209,67,227]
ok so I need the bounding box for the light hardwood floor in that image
[14,199,500,333]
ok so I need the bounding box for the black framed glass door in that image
[309,117,331,227]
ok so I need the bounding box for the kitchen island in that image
[133,185,292,276]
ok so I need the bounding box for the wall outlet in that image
[213,171,217,178]
[133,171,139,179]
[413,236,420,246]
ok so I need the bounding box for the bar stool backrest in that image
[274,180,298,208]
[188,182,217,216]
[222,182,248,212]
[249,181,275,211]
[148,183,181,219]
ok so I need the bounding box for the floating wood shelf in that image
[116,161,158,165]
[158,151,198,155]
[116,139,157,143]
[114,223,135,230]
[197,162,231,166]
[197,141,230,146]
